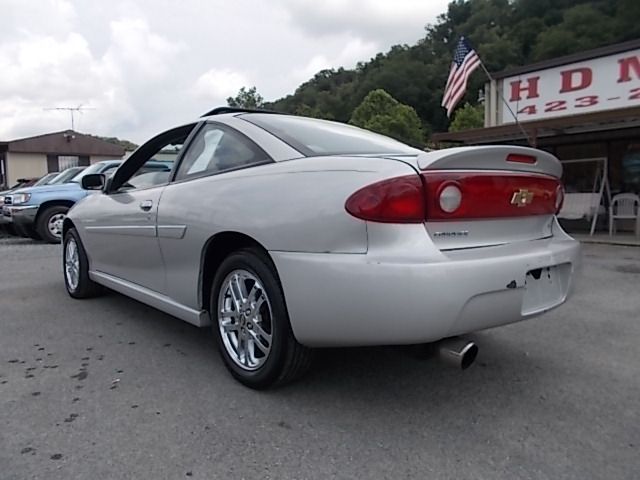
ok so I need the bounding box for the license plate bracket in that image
[521,264,570,315]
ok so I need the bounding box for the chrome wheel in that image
[48,213,65,239]
[64,238,80,291]
[218,269,273,371]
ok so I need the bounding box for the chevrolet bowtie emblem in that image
[510,189,534,207]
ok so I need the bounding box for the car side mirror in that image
[81,173,106,191]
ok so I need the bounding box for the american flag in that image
[441,37,481,117]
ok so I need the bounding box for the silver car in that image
[63,108,580,388]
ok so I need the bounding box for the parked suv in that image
[3,160,172,242]
[1,177,45,234]
[47,166,87,185]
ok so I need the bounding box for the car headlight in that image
[11,193,32,205]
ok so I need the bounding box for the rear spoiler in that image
[417,146,562,178]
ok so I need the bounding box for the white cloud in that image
[106,18,185,79]
[0,0,77,41]
[0,0,449,143]
[193,69,250,101]
[276,0,444,45]
[0,14,190,141]
[294,37,378,80]
[0,33,95,101]
[0,32,104,137]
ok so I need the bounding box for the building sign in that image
[499,48,640,124]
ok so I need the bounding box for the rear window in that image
[241,113,420,156]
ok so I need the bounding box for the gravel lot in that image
[0,237,638,479]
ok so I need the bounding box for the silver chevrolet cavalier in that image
[63,108,580,388]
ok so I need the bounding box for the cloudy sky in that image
[0,0,449,143]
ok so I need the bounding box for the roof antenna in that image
[43,105,96,131]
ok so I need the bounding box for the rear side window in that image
[241,113,420,156]
[175,123,270,181]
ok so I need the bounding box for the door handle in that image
[139,200,153,211]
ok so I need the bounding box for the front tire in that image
[211,248,313,389]
[37,206,69,243]
[63,228,102,299]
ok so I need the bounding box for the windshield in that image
[71,162,119,182]
[33,173,59,186]
[241,113,422,156]
[50,167,86,184]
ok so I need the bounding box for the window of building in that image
[58,156,80,170]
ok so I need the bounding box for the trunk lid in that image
[415,146,562,250]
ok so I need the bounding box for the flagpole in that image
[477,61,533,147]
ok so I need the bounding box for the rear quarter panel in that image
[156,156,418,309]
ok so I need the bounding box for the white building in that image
[0,130,126,187]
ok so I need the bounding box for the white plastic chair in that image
[609,193,640,236]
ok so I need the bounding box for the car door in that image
[156,122,273,308]
[82,124,196,293]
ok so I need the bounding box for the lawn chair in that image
[558,193,603,220]
[609,193,640,237]
[557,157,612,235]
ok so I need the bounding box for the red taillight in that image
[506,153,537,164]
[345,175,425,223]
[555,184,565,213]
[346,172,562,223]
[423,172,561,221]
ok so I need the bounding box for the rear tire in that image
[37,206,68,243]
[63,228,102,299]
[210,248,313,389]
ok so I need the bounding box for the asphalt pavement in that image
[0,236,638,480]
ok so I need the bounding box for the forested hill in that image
[266,0,639,136]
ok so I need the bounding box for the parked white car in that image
[62,108,580,388]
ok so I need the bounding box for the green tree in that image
[614,0,640,41]
[95,136,138,151]
[266,0,631,137]
[350,89,424,146]
[227,86,264,109]
[533,4,615,60]
[449,103,484,131]
[294,104,333,119]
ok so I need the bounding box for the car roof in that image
[153,108,284,133]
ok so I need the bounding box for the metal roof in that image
[492,39,640,80]
[431,106,640,145]
[0,130,125,156]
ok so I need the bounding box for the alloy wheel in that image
[65,237,80,291]
[48,213,66,239]
[217,269,273,371]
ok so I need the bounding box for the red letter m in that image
[618,56,640,83]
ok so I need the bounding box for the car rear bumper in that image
[272,226,580,347]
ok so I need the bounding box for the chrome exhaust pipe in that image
[435,337,478,370]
